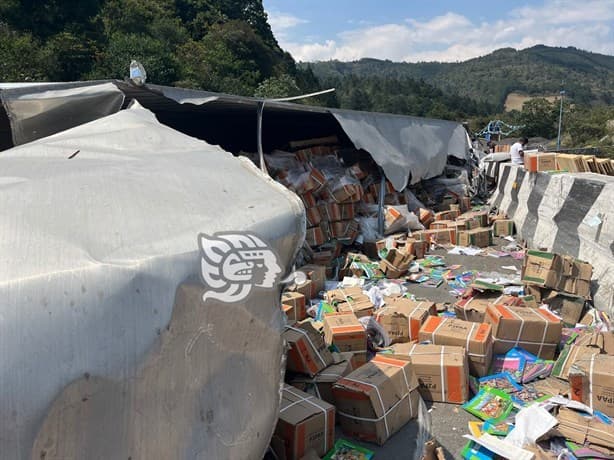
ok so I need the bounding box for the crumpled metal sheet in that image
[330,110,470,189]
[0,103,304,460]
[0,81,124,146]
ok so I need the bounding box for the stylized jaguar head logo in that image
[198,232,282,303]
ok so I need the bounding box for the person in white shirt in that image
[509,137,528,165]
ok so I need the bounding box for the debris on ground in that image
[262,137,613,460]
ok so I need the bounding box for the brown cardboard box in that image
[405,238,428,259]
[456,216,481,230]
[376,233,407,252]
[525,152,557,172]
[378,258,408,279]
[282,292,307,323]
[485,304,562,359]
[375,297,436,343]
[300,192,317,208]
[543,291,585,326]
[289,352,355,405]
[434,210,459,221]
[552,344,601,380]
[384,206,403,229]
[305,207,322,226]
[453,289,501,323]
[325,287,374,318]
[457,227,492,248]
[459,210,488,227]
[332,354,421,445]
[330,220,359,243]
[284,322,335,377]
[305,226,326,247]
[390,343,469,404]
[419,208,434,227]
[384,247,414,269]
[298,264,326,298]
[493,219,515,236]
[556,407,614,456]
[318,202,355,222]
[323,312,368,366]
[522,251,592,298]
[430,220,455,230]
[275,384,335,459]
[570,354,614,417]
[412,228,457,245]
[418,316,493,377]
[575,331,614,355]
[295,279,314,300]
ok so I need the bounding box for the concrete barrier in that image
[490,163,614,316]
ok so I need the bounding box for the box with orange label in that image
[418,316,492,377]
[429,220,454,230]
[274,384,335,460]
[332,354,420,445]
[323,312,368,366]
[375,297,436,344]
[412,228,457,245]
[390,343,469,404]
[283,322,334,377]
[282,292,307,323]
[569,354,614,417]
[484,304,562,359]
[524,152,557,172]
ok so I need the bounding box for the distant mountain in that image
[305,46,614,110]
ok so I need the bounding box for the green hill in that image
[305,46,614,109]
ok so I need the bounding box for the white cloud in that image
[267,10,308,41]
[278,0,614,62]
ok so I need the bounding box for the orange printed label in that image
[495,304,514,320]
[296,338,319,375]
[372,354,407,367]
[446,366,463,404]
[331,325,365,334]
[420,316,443,334]
[537,308,560,323]
[474,324,491,343]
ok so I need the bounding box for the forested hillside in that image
[306,46,614,109]
[0,0,318,96]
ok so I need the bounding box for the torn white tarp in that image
[0,103,304,460]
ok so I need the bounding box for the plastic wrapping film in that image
[490,164,614,316]
[0,104,305,460]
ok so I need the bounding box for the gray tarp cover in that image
[1,82,470,190]
[0,103,304,459]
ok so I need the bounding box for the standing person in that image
[510,137,528,165]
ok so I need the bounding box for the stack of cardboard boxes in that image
[522,250,592,299]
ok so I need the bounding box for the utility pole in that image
[556,87,565,151]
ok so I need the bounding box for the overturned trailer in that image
[0,82,471,459]
[0,104,305,459]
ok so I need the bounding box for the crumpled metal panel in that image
[0,103,304,460]
[330,110,470,189]
[0,81,124,146]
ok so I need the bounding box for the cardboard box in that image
[323,312,368,366]
[575,331,614,355]
[419,208,434,227]
[405,238,428,259]
[326,287,374,318]
[542,290,585,326]
[459,210,488,227]
[376,233,407,252]
[283,322,334,377]
[384,206,403,229]
[570,354,614,417]
[300,192,317,208]
[525,152,557,172]
[318,202,355,222]
[456,216,481,230]
[329,219,359,243]
[288,352,355,405]
[298,264,326,298]
[430,219,455,230]
[493,219,515,237]
[412,228,457,245]
[390,343,469,404]
[457,227,492,248]
[275,384,335,459]
[460,196,471,212]
[384,247,414,269]
[305,207,321,226]
[375,297,437,344]
[434,210,459,221]
[378,258,408,279]
[485,304,562,359]
[552,344,601,380]
[332,354,420,445]
[282,292,307,323]
[418,316,493,377]
[522,250,563,288]
[453,290,501,323]
[305,226,326,247]
[556,407,614,456]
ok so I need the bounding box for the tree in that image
[254,74,300,98]
[0,23,47,81]
[518,98,558,138]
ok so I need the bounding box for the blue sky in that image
[263,0,614,62]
